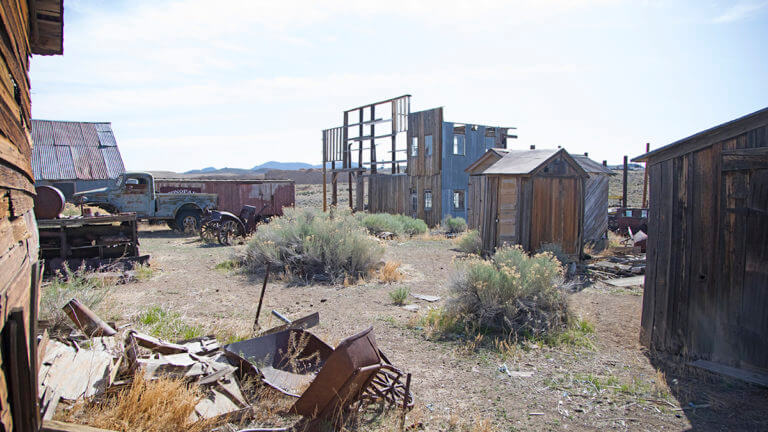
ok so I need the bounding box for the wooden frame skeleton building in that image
[321,95,516,226]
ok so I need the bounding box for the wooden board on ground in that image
[689,359,768,388]
[604,276,645,287]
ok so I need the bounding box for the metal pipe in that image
[622,155,629,208]
[642,143,650,208]
[271,310,292,324]
[253,262,271,331]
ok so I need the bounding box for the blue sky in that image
[30,0,768,172]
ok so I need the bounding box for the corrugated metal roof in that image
[572,155,613,175]
[31,120,126,181]
[482,149,561,174]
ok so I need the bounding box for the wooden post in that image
[322,131,327,212]
[392,100,397,173]
[370,104,376,175]
[622,155,628,208]
[331,162,337,206]
[642,143,649,208]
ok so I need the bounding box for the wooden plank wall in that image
[368,174,408,215]
[0,0,42,429]
[467,175,486,230]
[407,108,443,226]
[641,123,768,371]
[582,174,609,246]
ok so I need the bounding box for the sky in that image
[30,0,768,172]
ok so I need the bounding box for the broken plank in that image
[42,419,117,432]
[689,360,768,388]
[604,276,645,287]
[411,293,440,302]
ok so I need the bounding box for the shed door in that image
[721,148,768,370]
[530,177,580,255]
[497,177,518,245]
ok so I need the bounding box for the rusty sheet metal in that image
[224,329,334,396]
[31,120,126,181]
[291,327,382,418]
[155,179,295,216]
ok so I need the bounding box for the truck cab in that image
[73,172,217,233]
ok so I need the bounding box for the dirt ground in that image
[95,220,767,431]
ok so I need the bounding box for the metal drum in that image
[33,185,66,219]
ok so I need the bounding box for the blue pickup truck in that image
[73,172,217,233]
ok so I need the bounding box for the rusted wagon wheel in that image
[218,219,239,245]
[200,221,220,243]
[361,364,414,409]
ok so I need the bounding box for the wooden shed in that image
[466,148,587,257]
[0,0,64,430]
[634,107,768,374]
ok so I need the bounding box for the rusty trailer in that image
[37,214,149,275]
[154,178,295,217]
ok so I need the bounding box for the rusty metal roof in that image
[31,120,126,181]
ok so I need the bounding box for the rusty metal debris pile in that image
[38,299,413,431]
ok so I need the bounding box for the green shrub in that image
[243,207,384,283]
[135,306,204,341]
[360,213,427,237]
[389,287,410,305]
[456,230,483,255]
[41,266,112,330]
[442,216,467,234]
[446,245,568,336]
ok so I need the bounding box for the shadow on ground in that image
[646,352,768,431]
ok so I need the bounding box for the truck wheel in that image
[176,210,201,235]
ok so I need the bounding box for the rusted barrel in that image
[33,185,66,219]
[63,298,117,337]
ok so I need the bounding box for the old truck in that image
[73,172,217,232]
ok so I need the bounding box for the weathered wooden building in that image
[572,154,612,249]
[0,0,63,430]
[465,148,587,257]
[322,96,515,226]
[31,119,126,199]
[634,107,768,373]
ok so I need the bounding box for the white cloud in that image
[713,1,768,22]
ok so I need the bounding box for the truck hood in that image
[72,187,110,203]
[73,187,109,196]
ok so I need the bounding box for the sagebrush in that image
[442,216,467,234]
[360,212,427,237]
[456,230,483,255]
[447,245,569,336]
[243,207,384,283]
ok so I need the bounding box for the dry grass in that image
[377,261,404,283]
[59,374,214,432]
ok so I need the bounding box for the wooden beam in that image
[42,420,117,432]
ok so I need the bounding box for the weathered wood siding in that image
[407,108,443,226]
[640,122,768,372]
[0,0,50,429]
[368,174,408,215]
[583,174,609,247]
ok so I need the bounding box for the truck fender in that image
[173,203,203,219]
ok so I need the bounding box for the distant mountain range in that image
[182,161,366,175]
[185,161,322,175]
